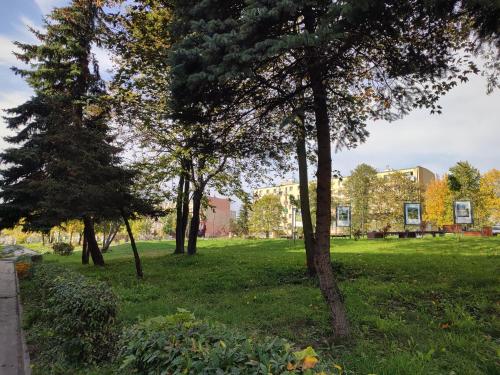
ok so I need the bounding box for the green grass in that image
[23,237,500,374]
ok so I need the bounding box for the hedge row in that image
[118,309,331,374]
[27,264,118,366]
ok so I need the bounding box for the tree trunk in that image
[78,231,82,245]
[102,224,119,252]
[304,7,350,341]
[174,173,185,254]
[81,230,89,265]
[42,233,45,246]
[69,231,73,245]
[83,216,105,266]
[121,209,143,278]
[187,188,203,255]
[181,170,190,242]
[296,113,316,276]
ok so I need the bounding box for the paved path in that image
[0,261,30,375]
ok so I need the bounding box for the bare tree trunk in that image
[181,169,190,243]
[304,7,350,341]
[83,216,105,266]
[174,173,185,254]
[69,231,73,245]
[81,230,89,265]
[187,188,203,255]
[296,113,316,276]
[102,224,119,252]
[78,231,83,245]
[42,233,45,246]
[121,209,143,278]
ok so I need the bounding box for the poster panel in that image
[336,205,351,227]
[454,200,473,224]
[404,202,422,226]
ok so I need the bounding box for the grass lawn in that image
[22,237,499,374]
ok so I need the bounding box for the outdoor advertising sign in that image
[404,202,422,226]
[454,200,473,224]
[336,205,351,227]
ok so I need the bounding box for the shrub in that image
[28,264,118,365]
[119,310,330,374]
[352,229,362,240]
[52,242,74,256]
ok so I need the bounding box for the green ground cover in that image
[21,237,499,374]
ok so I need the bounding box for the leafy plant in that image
[52,242,74,256]
[27,264,118,366]
[119,310,329,374]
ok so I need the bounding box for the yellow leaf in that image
[287,362,296,371]
[302,356,318,369]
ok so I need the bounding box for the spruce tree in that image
[0,0,156,272]
[164,0,498,340]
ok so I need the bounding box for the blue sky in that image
[1,0,499,185]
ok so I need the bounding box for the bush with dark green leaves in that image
[52,242,74,256]
[26,264,118,366]
[119,310,330,374]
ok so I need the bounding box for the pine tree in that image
[0,0,156,273]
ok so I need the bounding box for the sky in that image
[0,0,499,188]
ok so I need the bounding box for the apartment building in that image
[253,166,435,234]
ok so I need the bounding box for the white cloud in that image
[93,45,114,76]
[15,15,41,42]
[0,36,20,66]
[333,74,500,176]
[33,0,68,14]
[0,91,33,151]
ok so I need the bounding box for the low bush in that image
[52,242,74,256]
[27,264,118,366]
[119,310,331,374]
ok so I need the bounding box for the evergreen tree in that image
[236,198,251,236]
[164,0,497,340]
[0,0,157,273]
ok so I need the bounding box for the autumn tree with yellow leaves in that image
[477,169,500,225]
[423,177,454,228]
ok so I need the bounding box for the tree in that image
[95,220,121,252]
[160,213,176,238]
[448,161,482,225]
[109,0,279,257]
[424,177,454,228]
[344,164,378,234]
[448,161,481,197]
[130,217,153,240]
[166,0,497,340]
[236,198,251,236]
[249,195,284,238]
[62,220,84,246]
[0,1,159,275]
[477,169,500,225]
[370,172,421,231]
